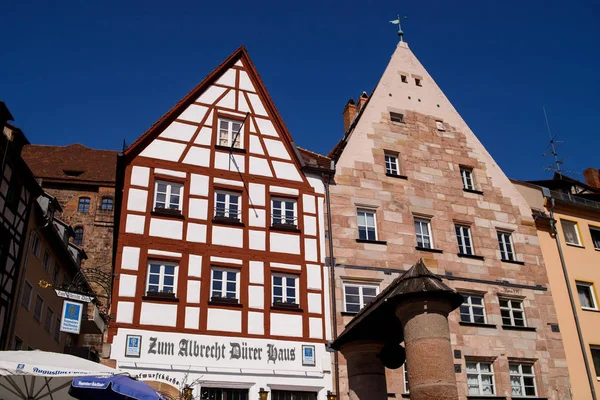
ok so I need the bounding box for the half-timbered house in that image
[108,47,333,400]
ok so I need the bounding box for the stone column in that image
[340,341,387,400]
[396,298,459,400]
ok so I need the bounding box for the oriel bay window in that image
[343,282,379,313]
[214,190,241,222]
[271,197,297,228]
[146,261,178,298]
[211,268,240,303]
[272,273,299,308]
[154,180,183,211]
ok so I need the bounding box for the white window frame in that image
[385,153,400,175]
[561,219,582,246]
[460,167,475,190]
[591,346,600,378]
[30,231,40,258]
[218,117,244,149]
[403,365,409,394]
[33,294,44,322]
[576,282,598,310]
[497,231,515,261]
[357,209,378,241]
[210,267,240,300]
[145,261,179,296]
[214,190,242,221]
[509,363,537,397]
[272,273,300,305]
[500,298,527,327]
[154,180,183,211]
[460,294,487,324]
[456,225,474,255]
[21,281,33,310]
[590,227,600,250]
[343,282,380,313]
[271,197,298,226]
[466,361,496,395]
[414,217,434,249]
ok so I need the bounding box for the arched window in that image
[77,197,90,213]
[100,197,113,211]
[73,227,84,245]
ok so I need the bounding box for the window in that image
[455,225,473,255]
[357,209,377,241]
[403,365,409,394]
[415,78,422,86]
[590,227,600,250]
[435,120,445,131]
[200,388,248,400]
[460,294,487,324]
[73,227,84,246]
[154,180,183,211]
[271,198,297,226]
[591,346,600,378]
[401,75,408,83]
[14,337,23,350]
[33,295,43,321]
[215,191,241,221]
[30,231,41,258]
[466,362,495,395]
[271,391,317,400]
[77,197,90,213]
[414,217,433,249]
[343,282,379,313]
[6,174,22,211]
[460,167,475,190]
[497,231,515,261]
[576,282,597,310]
[100,197,113,211]
[390,112,404,123]
[385,153,400,175]
[500,298,526,327]
[211,268,239,300]
[21,281,32,310]
[42,250,51,272]
[146,262,178,295]
[561,220,581,246]
[510,363,537,397]
[272,274,299,305]
[52,263,60,285]
[44,307,53,332]
[54,317,61,342]
[218,118,243,148]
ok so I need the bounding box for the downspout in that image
[546,194,597,400]
[323,165,340,398]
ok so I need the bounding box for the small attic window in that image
[415,78,422,86]
[436,120,445,131]
[390,112,404,124]
[401,75,407,83]
[63,170,84,177]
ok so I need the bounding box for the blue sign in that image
[60,300,83,334]
[125,335,142,357]
[302,345,315,366]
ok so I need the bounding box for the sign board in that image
[54,289,94,303]
[125,335,142,357]
[60,300,83,334]
[302,345,316,366]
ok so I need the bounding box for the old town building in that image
[0,102,42,349]
[514,171,600,399]
[325,41,571,399]
[108,47,333,399]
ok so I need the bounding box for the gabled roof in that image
[526,172,600,194]
[22,144,118,185]
[297,147,332,171]
[123,46,300,166]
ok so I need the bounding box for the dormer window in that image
[390,112,404,124]
[63,170,84,177]
[218,118,243,149]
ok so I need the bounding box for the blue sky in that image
[2,0,599,180]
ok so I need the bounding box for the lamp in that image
[182,385,193,400]
[258,387,269,400]
[326,391,337,400]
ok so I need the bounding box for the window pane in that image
[363,288,377,297]
[471,296,483,305]
[479,363,491,373]
[345,286,359,295]
[213,270,223,280]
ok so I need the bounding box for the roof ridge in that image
[297,146,329,158]
[25,143,119,153]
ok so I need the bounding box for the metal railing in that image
[548,189,600,211]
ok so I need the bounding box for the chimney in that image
[343,99,357,133]
[358,91,369,111]
[584,168,600,189]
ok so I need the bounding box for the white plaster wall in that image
[263,139,290,160]
[130,166,150,187]
[188,198,208,220]
[149,218,183,240]
[116,302,134,323]
[270,232,300,254]
[214,178,243,187]
[154,168,186,178]
[309,317,323,339]
[179,105,208,124]
[272,161,302,182]
[125,215,145,234]
[238,70,255,92]
[217,90,236,110]
[254,118,277,136]
[212,226,243,248]
[270,262,301,271]
[248,183,265,206]
[249,135,264,155]
[210,256,243,265]
[247,312,264,335]
[188,255,203,277]
[185,307,200,330]
[238,92,251,113]
[215,68,236,87]
[304,215,317,236]
[187,281,201,303]
[248,285,264,309]
[148,249,182,257]
[249,230,266,251]
[121,246,140,271]
[159,121,197,142]
[308,293,322,314]
[249,261,264,284]
[127,188,148,212]
[118,274,137,298]
[140,140,186,161]
[183,147,211,167]
[302,194,316,214]
[270,186,298,196]
[140,303,178,327]
[190,174,209,196]
[323,266,332,341]
[270,313,302,337]
[306,176,325,194]
[186,223,207,243]
[317,200,326,263]
[248,94,268,116]
[194,127,212,146]
[249,208,266,227]
[307,264,322,290]
[215,152,245,173]
[207,308,242,332]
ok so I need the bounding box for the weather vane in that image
[389,15,407,41]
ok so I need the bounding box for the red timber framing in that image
[109,46,329,345]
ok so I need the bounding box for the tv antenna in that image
[541,106,579,178]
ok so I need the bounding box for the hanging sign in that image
[60,300,83,334]
[54,289,94,303]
